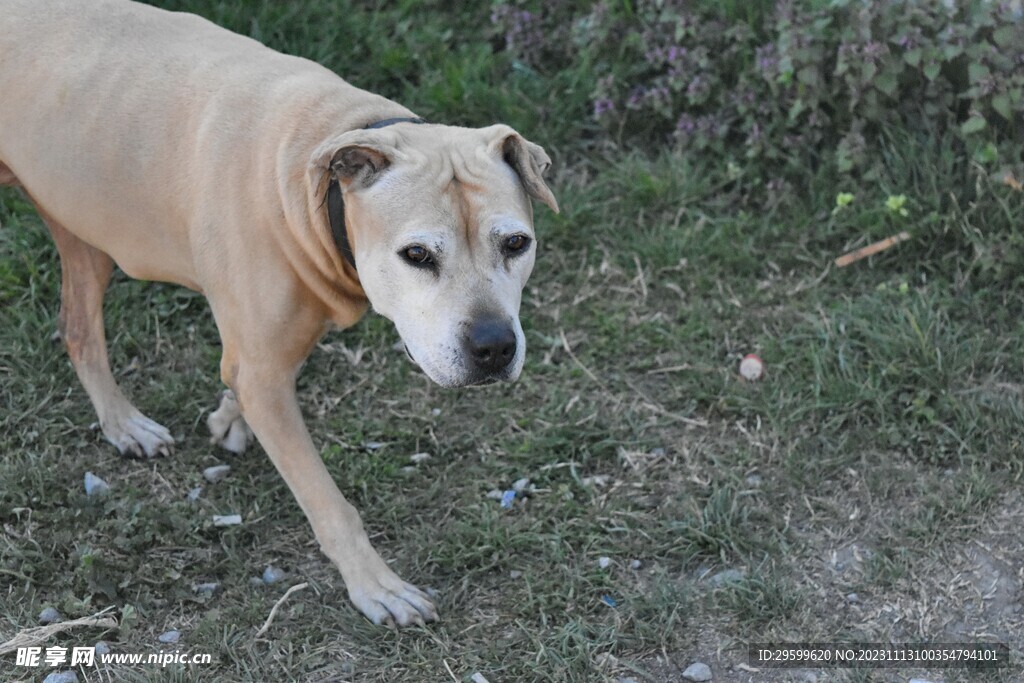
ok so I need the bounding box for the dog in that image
[0,0,558,627]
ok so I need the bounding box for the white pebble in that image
[202,464,231,483]
[630,559,642,570]
[512,477,531,493]
[262,565,286,585]
[43,673,78,683]
[682,662,712,682]
[187,487,202,502]
[409,452,431,464]
[739,354,764,381]
[194,582,219,595]
[94,641,111,655]
[598,556,611,569]
[84,472,110,496]
[38,607,62,624]
[212,514,242,526]
[485,489,505,500]
[470,673,491,683]
[509,570,523,579]
[157,630,180,644]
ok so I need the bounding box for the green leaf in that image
[923,62,941,81]
[903,48,922,67]
[992,25,1018,48]
[875,70,899,97]
[968,63,991,84]
[992,93,1012,120]
[960,115,987,135]
[797,65,818,86]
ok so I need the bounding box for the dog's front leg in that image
[227,357,438,627]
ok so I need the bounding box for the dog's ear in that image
[310,131,395,190]
[492,127,559,214]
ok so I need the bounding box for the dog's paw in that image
[102,412,174,458]
[207,390,253,454]
[346,565,439,628]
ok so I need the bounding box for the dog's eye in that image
[502,234,531,256]
[401,245,435,267]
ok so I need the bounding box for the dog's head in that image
[311,122,558,388]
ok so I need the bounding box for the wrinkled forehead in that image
[389,126,534,220]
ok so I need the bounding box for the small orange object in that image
[834,231,911,268]
[1003,172,1023,191]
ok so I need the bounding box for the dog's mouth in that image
[403,344,511,387]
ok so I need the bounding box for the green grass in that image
[2,2,1024,682]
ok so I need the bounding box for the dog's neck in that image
[328,117,428,270]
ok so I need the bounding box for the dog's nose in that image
[465,317,516,374]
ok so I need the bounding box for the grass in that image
[2,2,1024,682]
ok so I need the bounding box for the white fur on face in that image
[348,141,538,387]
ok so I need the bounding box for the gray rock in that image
[202,464,231,483]
[512,477,531,493]
[908,679,935,683]
[94,641,112,655]
[682,661,712,681]
[598,556,611,569]
[157,630,180,644]
[409,452,431,464]
[509,570,523,579]
[84,472,110,496]
[846,592,860,603]
[38,607,62,624]
[43,673,79,683]
[262,565,286,585]
[617,679,639,683]
[187,487,202,502]
[194,582,219,595]
[630,559,642,570]
[745,473,763,487]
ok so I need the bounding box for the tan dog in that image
[0,0,557,627]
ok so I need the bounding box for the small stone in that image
[363,441,385,451]
[682,661,712,682]
[509,570,523,579]
[38,607,62,625]
[470,674,491,683]
[187,487,202,502]
[262,565,286,585]
[84,472,110,496]
[650,447,666,457]
[400,466,417,475]
[908,679,935,683]
[617,679,639,683]
[745,474,763,487]
[194,582,219,595]
[157,630,180,644]
[409,452,431,464]
[846,592,859,603]
[202,465,231,483]
[212,514,242,526]
[630,559,642,570]
[43,673,79,683]
[249,576,264,587]
[598,556,611,569]
[511,477,531,493]
[431,408,442,416]
[709,568,745,586]
[485,489,504,500]
[94,641,112,655]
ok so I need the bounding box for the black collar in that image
[328,117,427,270]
